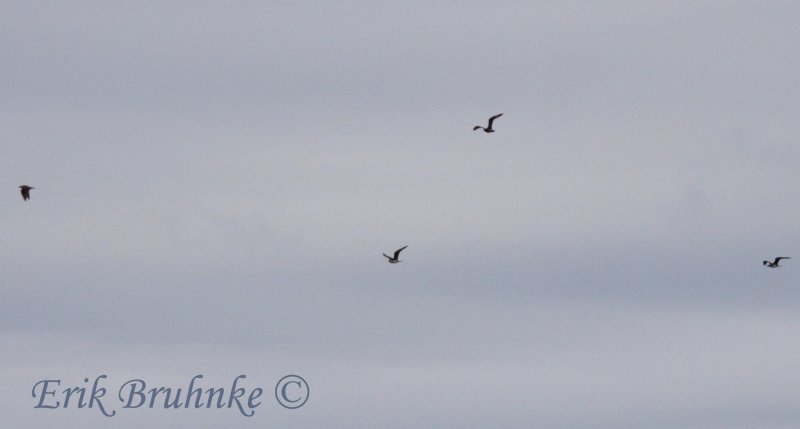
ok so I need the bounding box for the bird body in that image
[763,257,791,268]
[473,113,503,133]
[383,245,408,264]
[19,185,34,201]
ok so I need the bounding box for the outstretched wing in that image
[487,113,503,128]
[473,125,482,131]
[383,253,392,260]
[775,257,791,263]
[393,245,408,259]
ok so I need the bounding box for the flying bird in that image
[473,113,503,133]
[763,257,791,268]
[19,185,34,201]
[383,245,408,264]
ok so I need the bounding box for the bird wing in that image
[487,113,503,128]
[473,125,482,131]
[20,188,29,200]
[393,245,408,259]
[776,257,791,263]
[383,253,392,260]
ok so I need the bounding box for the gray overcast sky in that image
[3,1,800,428]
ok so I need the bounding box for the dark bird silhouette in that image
[473,113,503,133]
[383,245,408,264]
[763,257,791,268]
[19,185,34,201]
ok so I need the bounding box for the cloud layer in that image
[2,2,800,427]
